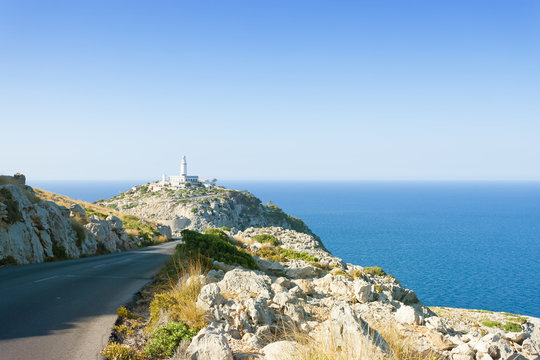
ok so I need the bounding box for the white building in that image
[160,156,200,188]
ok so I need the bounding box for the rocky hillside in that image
[107,226,540,360]
[0,175,172,265]
[98,185,321,242]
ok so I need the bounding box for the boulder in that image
[425,316,448,334]
[395,305,424,325]
[186,330,233,360]
[69,204,86,217]
[324,303,392,358]
[262,341,300,360]
[285,265,320,279]
[106,215,123,230]
[196,283,224,310]
[217,269,272,299]
[354,279,374,303]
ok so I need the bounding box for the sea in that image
[29,180,540,317]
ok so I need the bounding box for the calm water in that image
[30,180,540,317]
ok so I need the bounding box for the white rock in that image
[426,316,448,334]
[285,265,319,279]
[324,303,392,358]
[353,279,373,303]
[196,283,224,310]
[395,305,424,325]
[186,330,233,360]
[218,269,271,299]
[262,340,300,360]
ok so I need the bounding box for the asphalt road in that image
[0,240,180,360]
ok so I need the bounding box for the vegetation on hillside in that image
[180,229,258,270]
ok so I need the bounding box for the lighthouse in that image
[181,156,187,177]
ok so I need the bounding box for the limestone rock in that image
[196,283,224,310]
[186,330,233,360]
[217,269,272,299]
[69,204,86,217]
[395,305,424,325]
[324,303,392,358]
[426,316,448,334]
[262,341,300,360]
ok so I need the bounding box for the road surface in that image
[0,240,180,360]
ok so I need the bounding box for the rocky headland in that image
[99,183,540,360]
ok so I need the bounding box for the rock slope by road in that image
[0,175,171,265]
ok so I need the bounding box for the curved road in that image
[0,240,180,360]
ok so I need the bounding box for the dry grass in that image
[278,320,389,360]
[147,255,209,332]
[376,322,438,360]
[274,317,437,360]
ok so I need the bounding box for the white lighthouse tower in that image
[181,156,187,177]
[164,155,199,186]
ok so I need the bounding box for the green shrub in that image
[116,306,135,319]
[112,324,134,336]
[71,218,86,248]
[108,204,118,210]
[332,270,351,278]
[122,203,138,210]
[482,320,502,328]
[503,322,522,332]
[253,234,279,246]
[191,207,198,213]
[52,242,68,260]
[0,188,22,224]
[279,248,319,262]
[100,342,148,360]
[219,226,231,232]
[363,266,387,277]
[204,228,230,242]
[181,230,258,270]
[0,256,18,266]
[145,321,197,358]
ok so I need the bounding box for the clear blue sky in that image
[1,1,539,181]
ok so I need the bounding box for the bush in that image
[100,342,148,360]
[219,226,231,232]
[0,187,22,224]
[482,320,502,328]
[0,256,18,266]
[112,324,134,336]
[181,230,258,270]
[253,234,279,246]
[503,322,522,332]
[363,266,387,277]
[71,218,86,248]
[204,228,230,243]
[52,242,68,260]
[145,321,197,358]
[116,306,135,319]
[280,248,319,262]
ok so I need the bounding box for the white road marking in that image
[34,275,59,283]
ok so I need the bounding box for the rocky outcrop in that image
[169,226,540,360]
[0,179,171,265]
[99,186,321,242]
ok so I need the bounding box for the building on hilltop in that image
[168,156,199,186]
[153,156,213,190]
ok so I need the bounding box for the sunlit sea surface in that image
[30,180,540,317]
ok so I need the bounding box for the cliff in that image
[0,175,172,265]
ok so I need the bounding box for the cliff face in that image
[0,177,171,265]
[99,186,320,242]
